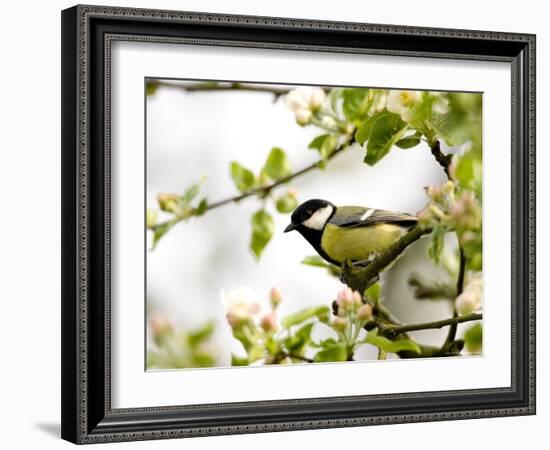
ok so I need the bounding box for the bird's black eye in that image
[305,209,313,217]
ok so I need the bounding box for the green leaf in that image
[265,337,280,356]
[230,162,256,192]
[232,325,256,352]
[365,112,408,165]
[195,198,209,216]
[250,209,274,259]
[231,354,250,366]
[428,227,446,264]
[309,134,338,162]
[191,353,215,367]
[355,121,372,145]
[301,255,332,268]
[453,145,482,198]
[308,134,330,151]
[403,93,437,130]
[281,305,330,328]
[178,181,201,207]
[395,135,421,149]
[355,111,388,145]
[327,88,343,115]
[314,342,348,362]
[275,192,298,214]
[301,255,341,277]
[321,135,338,160]
[417,93,480,148]
[188,322,215,348]
[152,222,172,248]
[284,322,314,354]
[464,323,483,353]
[365,283,381,305]
[342,88,371,122]
[310,337,338,349]
[146,208,158,229]
[262,147,291,180]
[365,331,421,354]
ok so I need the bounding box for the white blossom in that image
[386,90,422,121]
[431,93,450,115]
[369,92,387,114]
[321,115,337,129]
[295,108,313,125]
[286,87,326,125]
[220,287,262,326]
[455,273,482,315]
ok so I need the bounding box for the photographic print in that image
[145,80,483,370]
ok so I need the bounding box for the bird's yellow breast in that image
[321,223,406,264]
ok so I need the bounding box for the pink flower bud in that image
[336,287,354,314]
[426,185,442,200]
[357,304,373,321]
[442,180,455,195]
[149,312,173,336]
[416,208,432,226]
[352,290,363,307]
[226,312,242,328]
[269,287,282,309]
[450,198,466,218]
[332,317,348,332]
[260,312,278,333]
[157,193,178,212]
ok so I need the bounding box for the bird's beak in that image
[284,222,297,233]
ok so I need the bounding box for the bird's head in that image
[284,199,335,233]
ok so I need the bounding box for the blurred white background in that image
[146,81,454,364]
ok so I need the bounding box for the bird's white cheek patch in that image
[303,205,333,230]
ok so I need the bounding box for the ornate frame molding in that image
[61,5,536,444]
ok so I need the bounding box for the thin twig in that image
[152,81,294,99]
[430,140,453,178]
[444,246,466,345]
[427,140,468,347]
[282,353,314,363]
[151,146,347,232]
[381,313,482,339]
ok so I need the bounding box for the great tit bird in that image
[284,199,417,266]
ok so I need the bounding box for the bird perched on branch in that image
[284,199,417,266]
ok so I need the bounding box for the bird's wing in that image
[330,206,418,228]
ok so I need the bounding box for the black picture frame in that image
[61,4,536,444]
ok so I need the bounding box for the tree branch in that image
[151,81,295,100]
[276,352,314,363]
[427,139,468,347]
[379,313,482,339]
[151,145,348,232]
[341,226,430,293]
[444,246,466,345]
[429,140,453,178]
